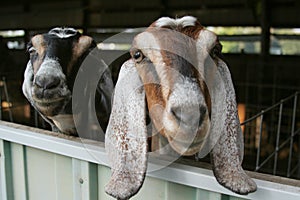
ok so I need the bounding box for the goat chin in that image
[48,114,77,136]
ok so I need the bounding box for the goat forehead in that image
[31,34,75,56]
[44,36,74,57]
[133,31,160,52]
[134,29,197,63]
[151,16,204,40]
[134,30,201,102]
[151,16,218,52]
[30,34,87,75]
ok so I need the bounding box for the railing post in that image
[0,140,13,200]
[287,92,298,177]
[72,159,98,200]
[255,113,264,171]
[0,82,2,120]
[273,101,283,175]
[298,133,300,178]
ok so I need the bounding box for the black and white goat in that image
[22,28,113,140]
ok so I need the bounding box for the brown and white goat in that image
[105,16,257,199]
[22,28,113,140]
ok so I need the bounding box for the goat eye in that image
[133,51,144,62]
[28,46,37,55]
[30,74,34,82]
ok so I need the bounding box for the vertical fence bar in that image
[0,83,2,120]
[72,158,98,200]
[2,77,13,122]
[10,143,29,200]
[0,140,13,200]
[0,140,8,200]
[255,113,264,171]
[273,102,283,175]
[34,111,39,128]
[298,134,300,178]
[287,92,298,177]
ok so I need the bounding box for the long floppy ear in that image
[205,58,257,194]
[105,59,148,200]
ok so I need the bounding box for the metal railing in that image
[1,121,300,200]
[241,91,300,178]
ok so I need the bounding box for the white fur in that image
[164,77,204,131]
[22,61,34,102]
[155,16,197,28]
[48,27,78,38]
[134,32,169,99]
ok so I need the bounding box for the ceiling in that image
[0,0,300,30]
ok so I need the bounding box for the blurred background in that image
[0,0,299,180]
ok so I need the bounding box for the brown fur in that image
[68,35,94,75]
[31,35,46,74]
[105,16,257,200]
[148,23,212,118]
[180,21,204,40]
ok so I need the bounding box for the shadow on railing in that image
[241,92,300,179]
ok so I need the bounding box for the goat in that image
[22,27,113,140]
[105,16,257,199]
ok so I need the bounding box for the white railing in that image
[0,121,300,200]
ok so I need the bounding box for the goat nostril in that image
[34,76,60,89]
[198,106,207,126]
[46,77,60,89]
[171,107,181,122]
[199,106,207,116]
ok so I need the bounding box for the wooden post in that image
[82,0,89,34]
[261,0,271,58]
[257,0,271,107]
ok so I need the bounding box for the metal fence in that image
[1,121,300,200]
[241,92,300,179]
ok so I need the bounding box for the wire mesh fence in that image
[241,92,300,179]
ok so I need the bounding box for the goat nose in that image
[34,75,60,89]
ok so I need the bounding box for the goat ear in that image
[197,57,243,158]
[205,59,256,194]
[77,35,95,54]
[22,61,58,130]
[105,59,148,200]
[22,61,34,104]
